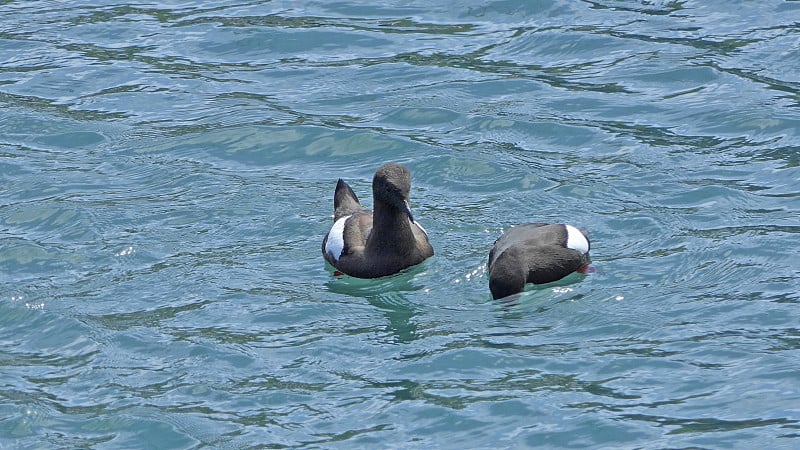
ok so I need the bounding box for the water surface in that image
[1,0,799,448]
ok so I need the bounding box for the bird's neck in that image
[368,203,415,254]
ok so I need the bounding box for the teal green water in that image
[2,1,799,448]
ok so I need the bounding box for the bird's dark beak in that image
[404,200,415,223]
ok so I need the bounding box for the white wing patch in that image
[414,220,429,238]
[565,224,589,254]
[325,215,350,261]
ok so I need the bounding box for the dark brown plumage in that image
[322,163,433,278]
[488,223,590,299]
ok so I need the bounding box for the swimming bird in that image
[322,162,433,278]
[487,223,590,300]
